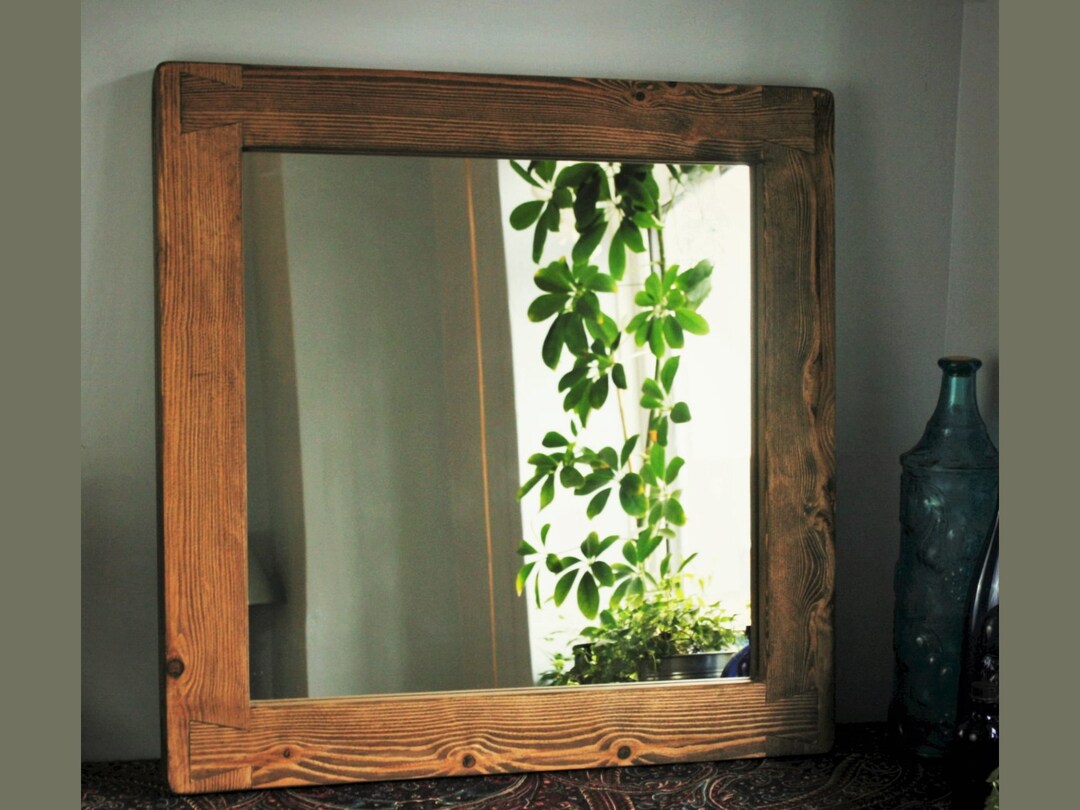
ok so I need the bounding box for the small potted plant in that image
[539,569,743,686]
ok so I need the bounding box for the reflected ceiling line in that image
[464,157,500,688]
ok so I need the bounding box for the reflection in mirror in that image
[243,153,750,700]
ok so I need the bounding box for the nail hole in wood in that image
[617,745,632,759]
[165,658,184,678]
[462,754,476,768]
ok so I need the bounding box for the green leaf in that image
[586,487,611,518]
[671,401,692,423]
[608,229,626,280]
[619,473,648,517]
[577,572,600,619]
[619,219,646,253]
[622,541,638,565]
[550,187,573,209]
[641,378,665,402]
[562,313,589,355]
[620,434,639,467]
[642,170,660,204]
[533,160,556,183]
[656,415,670,445]
[624,176,655,210]
[539,474,555,509]
[563,376,591,412]
[597,534,619,554]
[674,307,709,335]
[589,375,609,408]
[573,183,602,230]
[572,220,606,264]
[676,551,699,573]
[597,446,618,469]
[574,394,592,425]
[591,561,615,587]
[542,431,569,448]
[531,218,549,263]
[559,465,585,489]
[517,539,537,556]
[649,444,666,479]
[665,456,685,485]
[580,531,600,558]
[510,159,542,188]
[611,363,627,390]
[633,315,650,347]
[610,577,631,608]
[515,561,535,595]
[541,200,560,231]
[535,260,573,292]
[624,311,649,335]
[583,272,617,293]
[515,471,544,500]
[664,498,687,526]
[555,162,598,188]
[554,569,578,606]
[660,356,680,392]
[558,363,589,392]
[576,469,615,495]
[648,499,663,525]
[641,464,657,487]
[634,289,656,307]
[527,293,568,322]
[644,272,663,302]
[637,532,663,562]
[574,291,600,320]
[676,260,714,307]
[648,320,666,357]
[545,552,565,573]
[526,452,556,469]
[632,210,663,229]
[509,199,544,230]
[541,316,564,369]
[584,313,618,347]
[662,315,685,349]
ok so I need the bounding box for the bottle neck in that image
[927,357,984,430]
[902,356,999,468]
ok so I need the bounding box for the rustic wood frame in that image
[153,61,835,794]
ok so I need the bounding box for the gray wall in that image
[81,0,998,760]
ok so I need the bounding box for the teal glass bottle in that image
[889,357,998,757]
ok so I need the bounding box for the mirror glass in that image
[243,153,752,700]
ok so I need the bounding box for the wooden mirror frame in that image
[153,61,835,794]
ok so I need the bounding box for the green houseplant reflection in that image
[507,159,742,684]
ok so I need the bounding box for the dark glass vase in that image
[890,357,998,758]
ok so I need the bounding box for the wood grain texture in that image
[188,683,819,788]
[179,66,816,161]
[154,62,251,793]
[153,62,835,793]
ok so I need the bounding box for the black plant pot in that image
[639,651,736,681]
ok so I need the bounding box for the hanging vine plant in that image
[508,159,741,683]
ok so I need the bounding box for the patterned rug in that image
[82,724,956,809]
